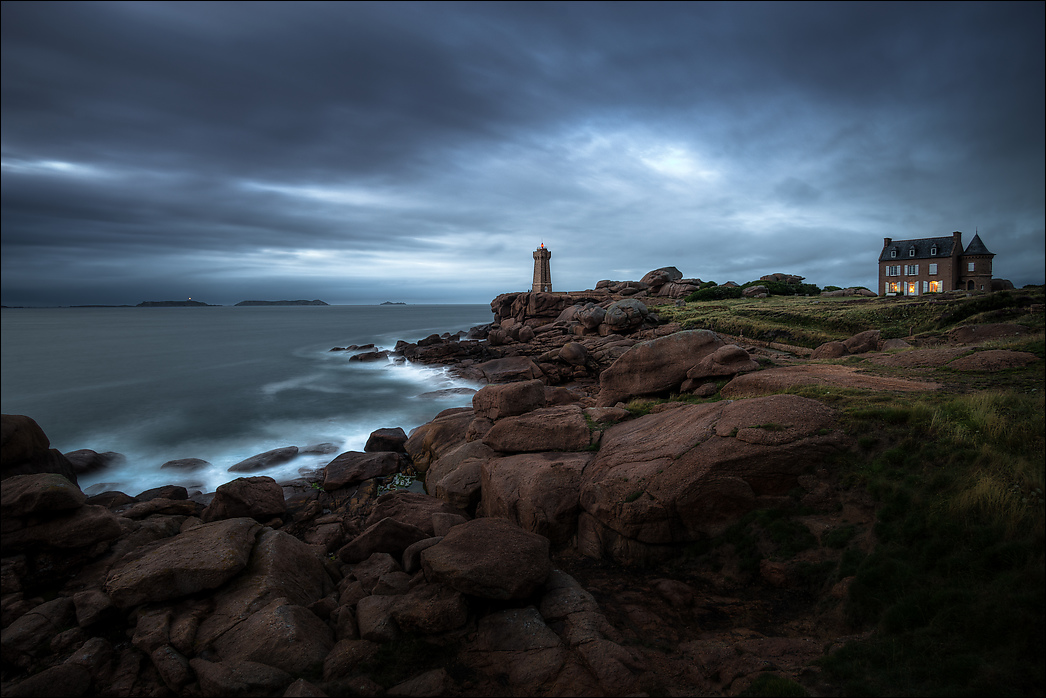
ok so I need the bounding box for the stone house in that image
[878,231,994,296]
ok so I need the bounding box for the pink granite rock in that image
[596,330,725,406]
[104,518,261,608]
[420,517,551,599]
[201,476,286,523]
[481,451,594,546]
[472,379,546,421]
[482,405,591,453]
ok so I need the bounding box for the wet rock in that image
[136,484,188,501]
[228,446,299,473]
[201,476,286,523]
[1,415,78,485]
[364,427,408,453]
[301,442,340,455]
[64,449,125,476]
[119,497,203,519]
[162,456,213,473]
[323,451,407,491]
[84,490,137,509]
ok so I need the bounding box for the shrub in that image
[686,285,743,302]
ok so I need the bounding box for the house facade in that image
[878,231,994,296]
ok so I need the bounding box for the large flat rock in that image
[721,364,940,397]
[421,517,551,599]
[104,518,261,608]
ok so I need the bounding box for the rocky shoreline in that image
[3,272,1038,697]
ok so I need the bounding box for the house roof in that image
[878,235,957,263]
[963,233,994,256]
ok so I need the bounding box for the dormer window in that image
[909,247,916,257]
[890,250,897,258]
[930,245,937,256]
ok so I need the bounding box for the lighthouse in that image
[532,243,552,292]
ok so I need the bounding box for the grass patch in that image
[658,287,1045,349]
[624,398,659,417]
[820,389,1045,695]
[690,507,819,577]
[669,379,1044,695]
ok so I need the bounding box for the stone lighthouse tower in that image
[532,243,552,292]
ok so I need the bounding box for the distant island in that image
[380,301,407,305]
[136,300,218,307]
[234,300,329,306]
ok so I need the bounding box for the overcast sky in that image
[3,1,1043,306]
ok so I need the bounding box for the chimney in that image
[883,237,892,247]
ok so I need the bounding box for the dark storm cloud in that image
[2,1,1043,306]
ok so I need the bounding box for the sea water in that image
[1,304,492,496]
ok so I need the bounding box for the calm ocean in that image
[1,304,492,496]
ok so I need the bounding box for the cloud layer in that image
[3,1,1043,305]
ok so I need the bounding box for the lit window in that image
[889,282,900,293]
[907,281,918,295]
[928,281,940,293]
